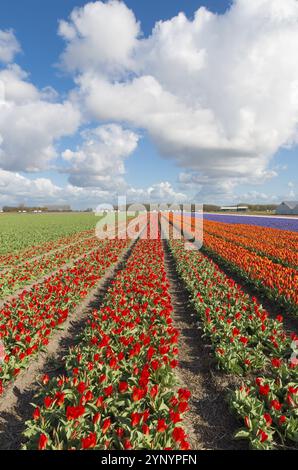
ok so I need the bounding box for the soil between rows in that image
[1,235,247,451]
[0,231,95,275]
[0,240,108,309]
[162,239,247,450]
[167,217,298,334]
[0,239,137,450]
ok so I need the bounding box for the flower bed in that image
[0,230,95,270]
[167,235,298,449]
[23,236,191,450]
[203,213,298,233]
[0,213,103,256]
[0,239,128,394]
[203,220,298,268]
[170,215,298,315]
[201,231,298,313]
[0,236,104,299]
[231,363,298,449]
[168,238,295,375]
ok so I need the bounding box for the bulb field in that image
[0,212,297,451]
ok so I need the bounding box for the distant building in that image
[276,201,298,215]
[220,205,249,212]
[46,205,72,212]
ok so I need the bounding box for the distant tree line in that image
[2,204,73,213]
[2,205,47,213]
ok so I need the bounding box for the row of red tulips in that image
[167,235,298,449]
[168,238,296,374]
[0,229,95,270]
[171,215,298,315]
[0,218,133,300]
[0,235,105,300]
[230,361,298,449]
[0,239,128,395]
[23,236,191,450]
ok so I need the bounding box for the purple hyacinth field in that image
[202,213,298,232]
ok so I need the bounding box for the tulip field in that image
[0,212,297,451]
[170,214,298,315]
[23,234,190,451]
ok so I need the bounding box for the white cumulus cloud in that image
[60,0,298,196]
[0,64,81,172]
[0,29,20,63]
[61,124,139,188]
[0,169,186,208]
[58,0,140,77]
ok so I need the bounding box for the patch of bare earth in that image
[0,239,137,450]
[163,239,247,450]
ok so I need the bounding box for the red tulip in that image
[157,419,168,432]
[172,427,187,443]
[33,407,41,421]
[263,413,272,427]
[81,432,97,449]
[270,400,281,411]
[66,405,85,420]
[102,418,111,434]
[38,433,48,450]
[131,412,141,427]
[118,381,128,393]
[259,384,270,396]
[124,439,133,450]
[258,429,268,443]
[104,385,113,397]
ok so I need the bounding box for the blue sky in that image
[0,0,297,208]
[0,0,230,94]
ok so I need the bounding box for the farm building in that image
[220,205,249,212]
[276,201,298,215]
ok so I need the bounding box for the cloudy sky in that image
[0,0,298,209]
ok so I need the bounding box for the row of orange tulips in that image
[204,220,298,268]
[168,215,298,315]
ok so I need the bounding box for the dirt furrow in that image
[0,237,137,450]
[162,239,247,450]
[0,232,95,275]
[166,216,298,334]
[0,240,113,309]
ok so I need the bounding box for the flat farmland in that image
[0,212,297,451]
[0,213,103,255]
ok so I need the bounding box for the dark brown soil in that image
[0,232,250,451]
[163,239,247,450]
